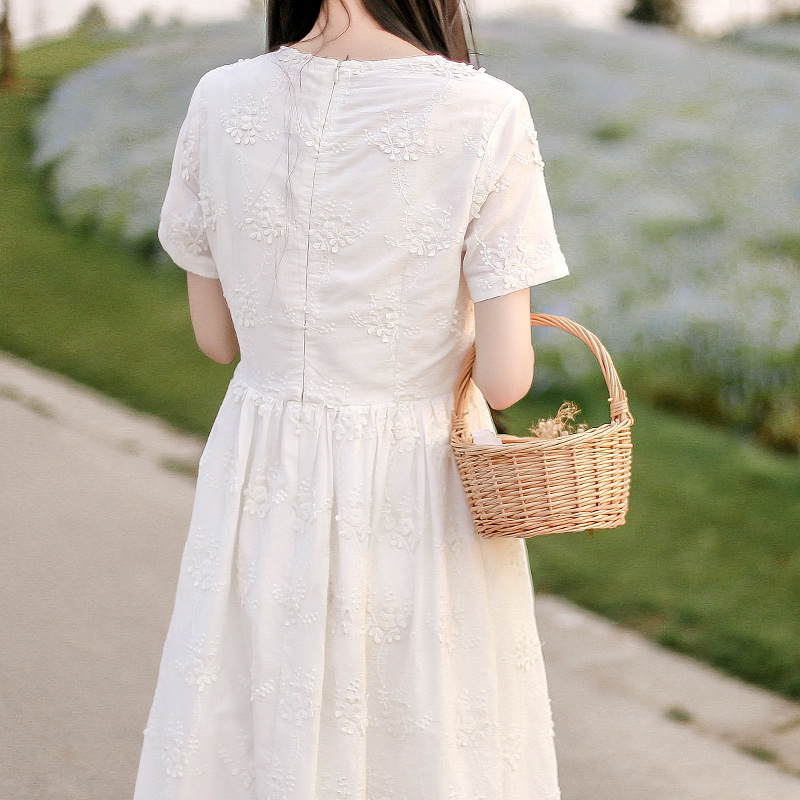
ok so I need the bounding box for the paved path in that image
[2,352,799,799]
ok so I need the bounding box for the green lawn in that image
[0,32,235,435]
[507,389,800,699]
[3,33,800,701]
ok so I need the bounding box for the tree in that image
[0,0,15,89]
[75,2,110,36]
[625,0,684,29]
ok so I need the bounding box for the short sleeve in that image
[461,90,569,303]
[157,81,219,279]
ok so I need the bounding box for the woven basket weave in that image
[450,313,634,539]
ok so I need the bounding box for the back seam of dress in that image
[300,62,342,403]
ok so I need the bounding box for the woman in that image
[134,1,570,797]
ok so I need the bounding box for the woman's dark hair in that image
[265,0,480,66]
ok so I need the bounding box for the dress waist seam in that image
[229,375,457,410]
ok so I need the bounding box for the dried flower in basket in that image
[528,401,589,439]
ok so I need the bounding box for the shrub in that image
[74,4,111,37]
[625,0,684,29]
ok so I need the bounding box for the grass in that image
[504,384,800,700]
[639,211,726,244]
[591,120,635,142]
[738,744,779,763]
[751,233,800,264]
[665,706,693,723]
[3,32,800,702]
[0,31,235,436]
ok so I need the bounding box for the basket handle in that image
[452,313,633,425]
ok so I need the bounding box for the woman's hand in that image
[471,287,534,410]
[186,273,240,364]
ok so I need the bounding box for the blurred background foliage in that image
[26,11,800,454]
[625,0,684,28]
[1,3,799,700]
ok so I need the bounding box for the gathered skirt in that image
[133,377,560,800]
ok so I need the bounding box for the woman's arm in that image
[186,273,240,364]
[471,287,534,411]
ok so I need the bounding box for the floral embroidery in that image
[329,586,367,636]
[291,479,333,534]
[333,677,368,736]
[435,304,468,336]
[316,376,351,405]
[309,199,369,254]
[423,402,453,449]
[450,688,498,748]
[463,117,493,159]
[437,506,471,562]
[251,678,275,700]
[351,297,399,343]
[331,406,374,441]
[153,713,200,778]
[378,496,419,551]
[272,578,319,626]
[413,55,475,79]
[230,286,266,329]
[244,471,269,519]
[349,289,417,345]
[180,130,199,182]
[470,160,512,220]
[424,597,473,653]
[174,633,221,691]
[278,666,317,725]
[285,296,337,336]
[161,207,208,256]
[222,94,276,145]
[334,486,373,542]
[197,180,228,230]
[385,203,458,257]
[263,758,297,799]
[287,401,319,436]
[183,527,224,592]
[371,685,432,741]
[516,147,546,169]
[292,103,351,155]
[472,227,552,293]
[367,590,411,643]
[217,727,257,790]
[364,109,443,161]
[501,727,524,772]
[247,661,276,700]
[366,767,410,800]
[320,773,356,799]
[509,630,542,671]
[238,187,288,242]
[243,465,282,516]
[389,404,421,453]
[520,117,546,169]
[296,109,326,155]
[236,558,258,610]
[202,443,237,491]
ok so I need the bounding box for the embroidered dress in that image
[134,44,569,800]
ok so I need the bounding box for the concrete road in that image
[2,352,799,799]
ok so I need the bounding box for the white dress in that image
[134,44,570,800]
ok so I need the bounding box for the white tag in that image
[471,428,503,445]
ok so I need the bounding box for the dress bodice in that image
[159,45,569,405]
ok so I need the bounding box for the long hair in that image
[265,0,481,67]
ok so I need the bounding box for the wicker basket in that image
[450,313,634,539]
